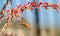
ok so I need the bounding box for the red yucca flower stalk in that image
[0,0,60,34]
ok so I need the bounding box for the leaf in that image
[21,18,31,30]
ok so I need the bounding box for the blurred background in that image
[0,0,60,36]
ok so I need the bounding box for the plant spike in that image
[0,0,60,34]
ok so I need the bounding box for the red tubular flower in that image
[16,4,22,9]
[42,2,51,10]
[51,4,59,12]
[39,2,43,6]
[44,2,51,6]
[24,4,29,9]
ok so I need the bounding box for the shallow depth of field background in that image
[0,0,60,36]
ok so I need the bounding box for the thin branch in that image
[0,0,9,19]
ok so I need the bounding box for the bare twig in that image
[0,0,9,20]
